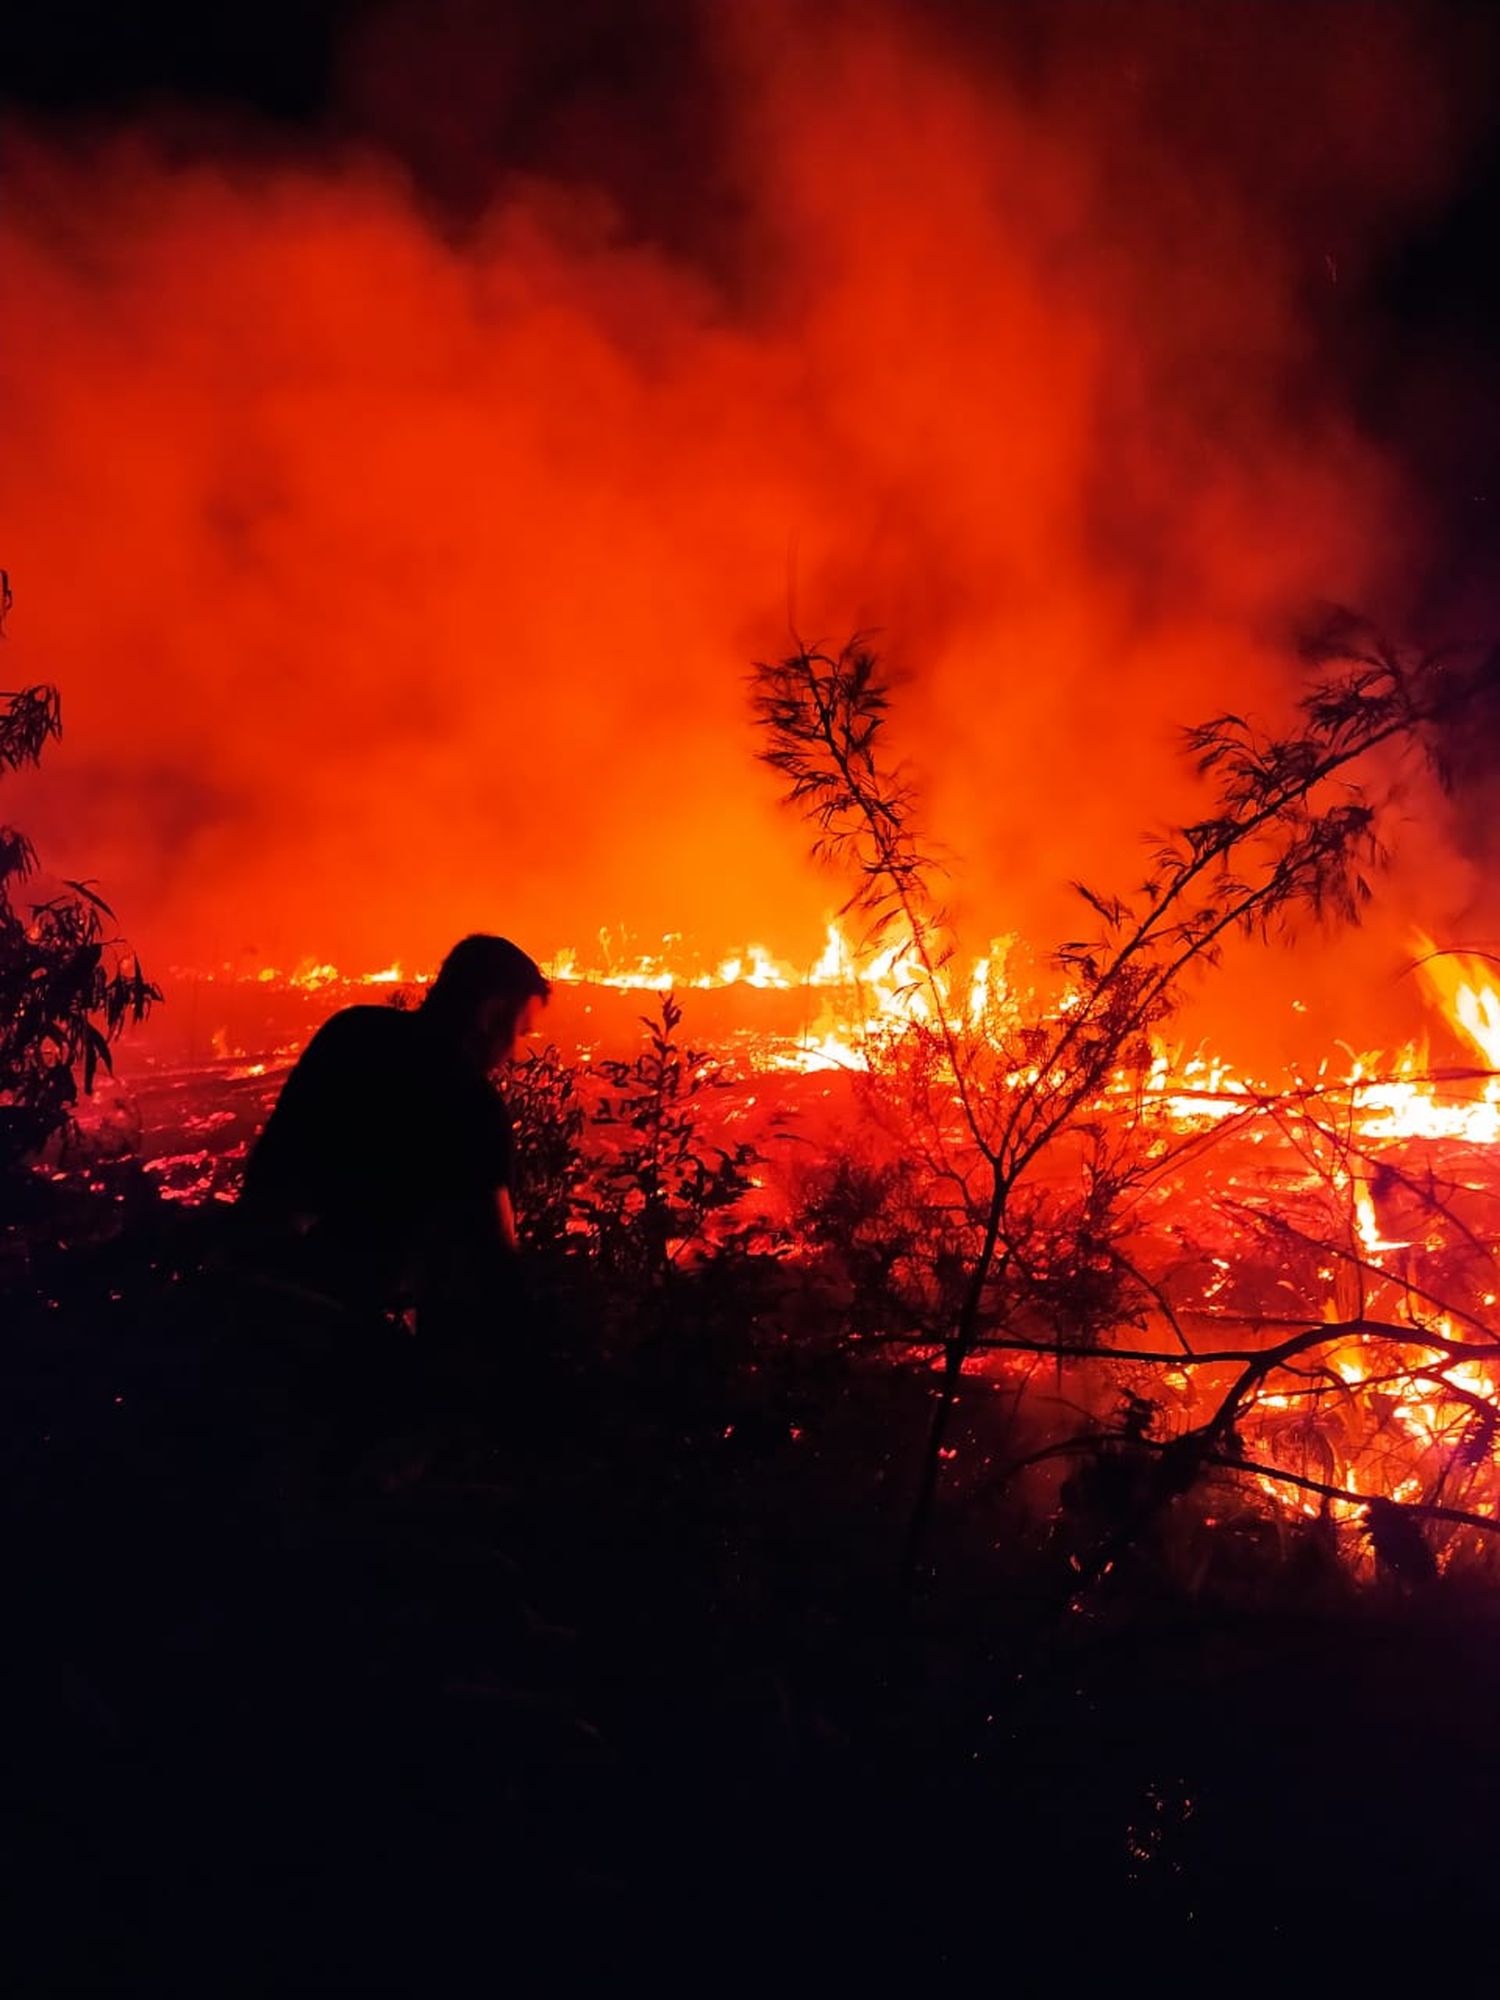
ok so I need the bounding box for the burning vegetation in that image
[8,3,1500,1971]
[13,610,1500,1598]
[13,599,1500,1971]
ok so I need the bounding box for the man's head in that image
[423,934,551,1067]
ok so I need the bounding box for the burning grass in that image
[31,918,1500,1597]
[13,615,1500,1603]
[12,861,1500,1974]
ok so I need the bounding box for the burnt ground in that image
[5,1191,1500,1990]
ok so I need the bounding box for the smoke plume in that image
[2,0,1494,1054]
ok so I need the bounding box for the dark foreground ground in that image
[6,1204,1499,1990]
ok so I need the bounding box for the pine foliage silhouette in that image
[754,619,1494,1574]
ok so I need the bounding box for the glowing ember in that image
[1353,1179,1407,1255]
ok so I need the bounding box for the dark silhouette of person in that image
[239,934,550,1346]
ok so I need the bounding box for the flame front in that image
[152,917,1500,1563]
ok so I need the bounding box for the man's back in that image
[240,1003,513,1311]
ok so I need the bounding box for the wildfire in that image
[10,0,1495,1600]
[145,917,1500,1565]
[202,918,1500,1123]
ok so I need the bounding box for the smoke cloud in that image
[2,0,1494,1055]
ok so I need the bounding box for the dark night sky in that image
[7,2,1499,289]
[3,1,350,118]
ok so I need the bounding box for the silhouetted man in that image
[239,934,549,1344]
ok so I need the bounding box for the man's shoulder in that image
[319,1002,417,1030]
[303,1004,420,1063]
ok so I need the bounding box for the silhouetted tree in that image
[1,578,159,1183]
[754,617,1496,1579]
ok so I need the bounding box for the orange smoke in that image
[0,1,1493,1056]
